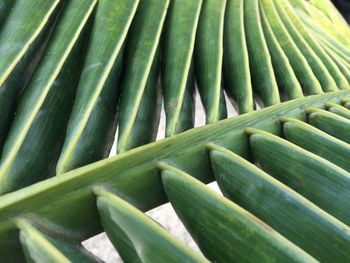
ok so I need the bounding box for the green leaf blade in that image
[223,0,254,114]
[210,145,350,262]
[195,0,227,124]
[96,188,207,263]
[161,166,316,263]
[56,0,140,174]
[245,0,280,106]
[326,102,350,119]
[248,128,350,225]
[282,117,350,172]
[117,0,169,153]
[0,0,97,193]
[307,108,350,143]
[273,0,338,93]
[18,220,100,263]
[0,0,61,86]
[261,0,323,95]
[162,0,203,136]
[260,5,303,101]
[0,0,61,152]
[280,0,349,91]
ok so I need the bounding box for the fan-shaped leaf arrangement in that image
[0,0,349,262]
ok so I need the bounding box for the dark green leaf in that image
[56,0,140,173]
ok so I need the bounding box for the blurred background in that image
[332,0,350,22]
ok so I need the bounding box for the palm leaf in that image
[18,219,100,262]
[195,0,227,123]
[56,0,140,173]
[162,0,202,136]
[96,187,207,262]
[223,0,254,113]
[210,144,350,262]
[245,0,280,106]
[0,91,349,261]
[0,0,61,150]
[117,0,169,153]
[0,0,96,194]
[0,0,349,261]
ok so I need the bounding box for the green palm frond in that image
[0,0,349,261]
[0,91,349,261]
